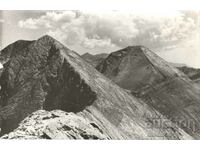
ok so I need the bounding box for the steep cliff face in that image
[0,40,34,64]
[97,46,200,138]
[0,36,192,139]
[0,35,97,135]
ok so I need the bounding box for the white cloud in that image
[82,37,116,49]
[157,33,200,68]
[46,11,140,51]
[45,11,76,22]
[18,10,199,57]
[0,19,4,23]
[18,11,77,29]
[18,18,49,29]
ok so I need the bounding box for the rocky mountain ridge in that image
[81,49,200,84]
[2,110,109,139]
[0,35,192,139]
[178,66,200,84]
[96,46,200,138]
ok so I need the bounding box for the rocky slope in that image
[178,66,200,82]
[178,66,200,87]
[97,46,200,138]
[0,35,192,139]
[81,53,108,67]
[195,79,200,85]
[1,110,108,139]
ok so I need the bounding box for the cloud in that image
[46,11,140,51]
[18,10,198,55]
[18,11,77,29]
[0,19,4,23]
[83,37,116,49]
[157,34,200,68]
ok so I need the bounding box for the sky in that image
[0,10,200,68]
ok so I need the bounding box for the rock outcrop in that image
[0,36,193,139]
[1,110,108,139]
[178,66,200,81]
[97,46,200,138]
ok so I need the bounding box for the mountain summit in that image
[97,46,189,92]
[0,35,191,139]
[97,46,200,138]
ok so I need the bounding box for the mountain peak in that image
[36,35,57,45]
[109,45,148,58]
[38,34,55,41]
[97,45,188,92]
[126,45,146,49]
[0,37,190,139]
[125,45,147,51]
[96,45,200,138]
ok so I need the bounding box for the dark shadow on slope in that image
[44,58,97,113]
[39,44,97,113]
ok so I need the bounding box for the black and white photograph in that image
[0,0,200,145]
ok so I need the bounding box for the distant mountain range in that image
[0,35,199,139]
[81,53,109,67]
